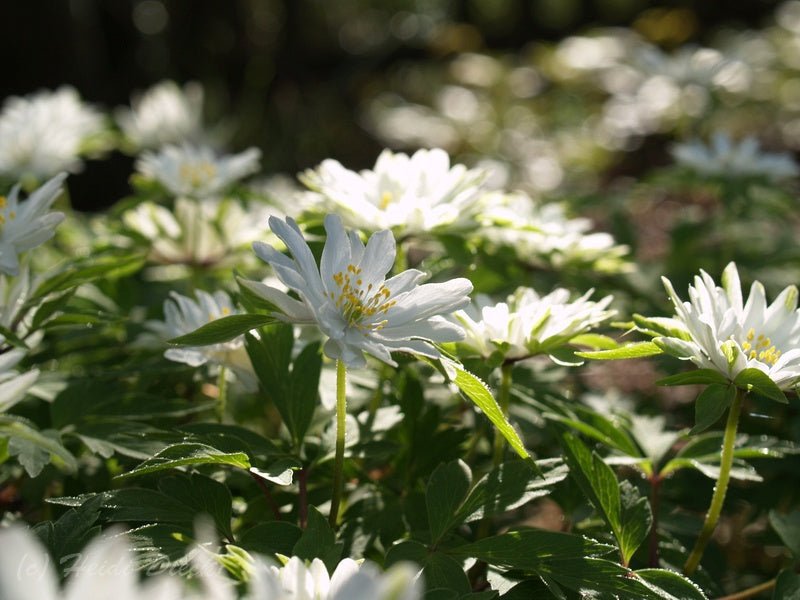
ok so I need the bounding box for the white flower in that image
[249,556,422,600]
[147,290,255,388]
[671,133,799,181]
[0,87,105,180]
[240,215,473,368]
[658,262,800,389]
[123,196,275,273]
[116,80,205,150]
[477,192,629,272]
[136,143,261,199]
[0,173,66,275]
[300,148,486,235]
[455,287,615,363]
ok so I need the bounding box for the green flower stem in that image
[329,359,347,528]
[492,363,513,466]
[215,366,227,423]
[683,386,744,576]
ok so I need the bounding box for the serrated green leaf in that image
[0,415,77,476]
[288,341,322,445]
[169,314,276,346]
[426,459,472,543]
[115,442,250,480]
[569,333,620,350]
[618,481,652,568]
[691,384,735,434]
[575,341,662,360]
[769,510,800,557]
[656,369,729,387]
[774,569,800,599]
[293,506,340,568]
[239,521,303,556]
[733,368,786,403]
[635,568,708,599]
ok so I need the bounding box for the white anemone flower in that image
[136,143,261,199]
[455,286,615,364]
[658,262,800,389]
[239,215,473,368]
[250,556,422,600]
[116,80,205,150]
[147,290,255,388]
[300,148,486,236]
[671,133,799,181]
[0,173,66,276]
[0,87,105,180]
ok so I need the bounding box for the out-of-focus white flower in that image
[301,148,486,236]
[0,173,66,275]
[122,197,275,273]
[240,215,472,368]
[250,556,422,600]
[116,80,205,150]
[0,87,105,180]
[477,192,629,273]
[136,144,261,199]
[147,290,255,388]
[454,286,615,364]
[671,133,799,181]
[658,262,800,389]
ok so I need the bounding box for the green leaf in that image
[423,552,472,596]
[157,474,234,540]
[569,333,620,350]
[734,368,787,403]
[455,458,568,523]
[293,507,341,569]
[618,480,652,569]
[426,459,472,543]
[635,569,708,599]
[656,369,729,387]
[239,521,303,556]
[168,314,276,346]
[115,442,250,479]
[32,495,104,573]
[774,569,800,599]
[691,384,735,434]
[288,341,323,445]
[0,415,77,476]
[769,510,800,557]
[575,341,662,360]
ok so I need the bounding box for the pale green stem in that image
[215,366,227,423]
[683,387,744,576]
[329,359,347,528]
[491,364,513,466]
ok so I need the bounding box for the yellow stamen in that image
[380,191,393,209]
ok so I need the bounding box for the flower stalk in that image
[329,359,347,528]
[683,387,744,575]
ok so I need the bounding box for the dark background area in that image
[0,0,782,209]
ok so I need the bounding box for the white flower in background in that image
[240,215,472,368]
[658,262,800,389]
[147,290,255,388]
[123,197,275,274]
[249,556,422,600]
[0,348,38,412]
[671,133,799,181]
[455,287,615,364]
[301,148,486,235]
[116,80,205,150]
[0,87,105,180]
[477,192,629,272]
[136,143,261,199]
[0,173,66,275]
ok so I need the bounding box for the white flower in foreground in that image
[146,290,255,388]
[116,80,205,150]
[300,148,486,235]
[659,262,800,389]
[0,173,66,275]
[671,133,799,181]
[250,556,422,600]
[477,192,629,272]
[136,143,261,199]
[123,197,275,272]
[240,215,473,368]
[455,287,615,364]
[0,87,105,180]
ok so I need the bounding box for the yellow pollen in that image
[380,191,393,209]
[743,329,781,366]
[331,263,396,330]
[222,307,231,315]
[179,161,217,187]
[0,215,5,225]
[0,196,6,208]
[746,328,755,341]
[8,211,15,220]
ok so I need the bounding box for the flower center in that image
[0,196,17,227]
[379,191,393,209]
[330,263,396,330]
[179,161,217,188]
[741,327,781,366]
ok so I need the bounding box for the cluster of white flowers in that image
[671,133,799,181]
[454,286,615,364]
[658,262,800,388]
[0,87,105,181]
[0,526,422,600]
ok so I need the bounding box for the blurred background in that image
[0,0,784,209]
